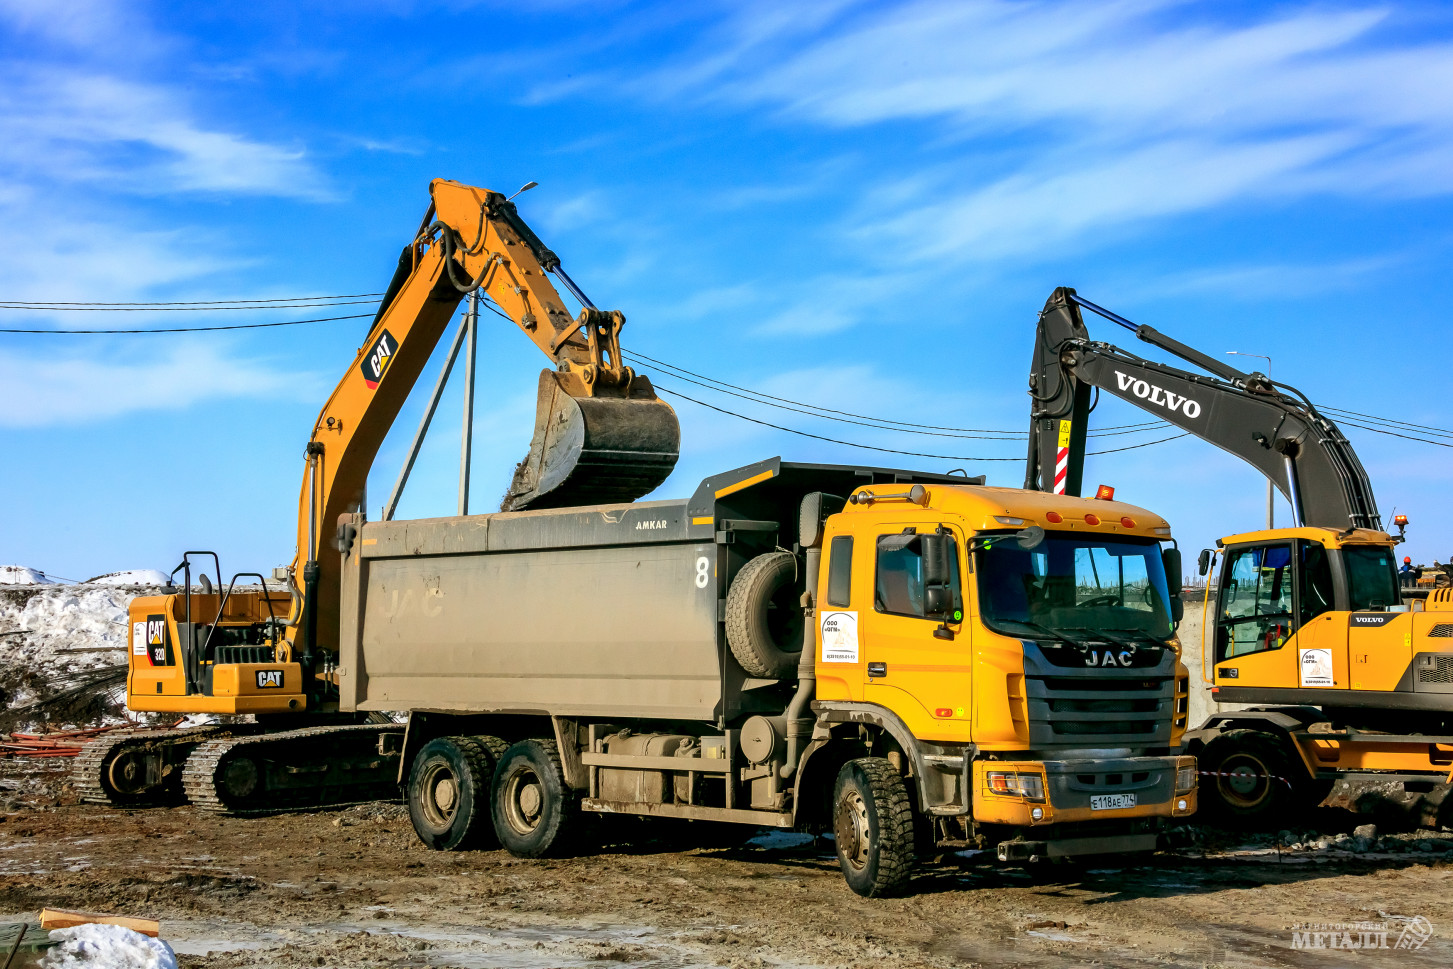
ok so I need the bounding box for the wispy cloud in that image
[595,1,1453,264]
[0,342,315,427]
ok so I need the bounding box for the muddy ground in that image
[2,761,1452,969]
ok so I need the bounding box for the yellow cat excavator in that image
[74,179,679,811]
[1025,286,1453,827]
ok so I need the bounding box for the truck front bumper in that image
[972,754,1197,827]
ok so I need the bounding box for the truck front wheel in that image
[408,735,508,851]
[491,739,579,858]
[832,758,916,897]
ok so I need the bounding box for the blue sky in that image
[2,0,1451,580]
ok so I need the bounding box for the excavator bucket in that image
[502,370,680,511]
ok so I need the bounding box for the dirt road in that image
[1,763,1450,968]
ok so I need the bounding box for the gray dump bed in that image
[336,457,980,724]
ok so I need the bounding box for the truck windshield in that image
[975,533,1174,643]
[1344,545,1399,610]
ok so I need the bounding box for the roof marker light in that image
[994,516,1025,526]
[1121,517,1136,528]
[1084,513,1101,526]
[1045,512,1063,524]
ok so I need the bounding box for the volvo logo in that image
[1114,371,1202,418]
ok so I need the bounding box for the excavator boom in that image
[1024,287,1380,532]
[287,179,679,663]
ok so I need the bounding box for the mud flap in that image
[502,369,680,511]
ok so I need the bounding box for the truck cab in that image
[810,483,1196,863]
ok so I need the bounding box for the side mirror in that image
[1015,525,1045,550]
[924,586,953,617]
[1162,547,1182,596]
[921,533,951,586]
[1197,548,1213,577]
[1170,597,1184,623]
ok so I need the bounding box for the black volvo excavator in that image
[1024,287,1453,828]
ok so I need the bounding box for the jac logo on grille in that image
[1085,649,1134,668]
[256,670,284,689]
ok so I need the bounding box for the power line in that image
[1321,406,1453,440]
[0,313,374,334]
[1335,420,1453,449]
[625,349,1170,438]
[0,293,383,307]
[657,385,1192,463]
[0,300,380,312]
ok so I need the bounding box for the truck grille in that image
[1022,644,1175,748]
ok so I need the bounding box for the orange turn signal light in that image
[1084,513,1101,526]
[934,707,952,718]
[1095,484,1115,500]
[1045,511,1063,523]
[1121,517,1136,528]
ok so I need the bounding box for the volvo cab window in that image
[875,532,962,619]
[1218,544,1293,659]
[1344,545,1399,611]
[975,534,1174,643]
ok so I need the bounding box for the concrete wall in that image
[1178,603,1252,729]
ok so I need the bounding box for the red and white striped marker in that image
[1053,420,1072,494]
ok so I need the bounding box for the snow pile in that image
[87,569,171,586]
[41,923,177,969]
[0,586,133,675]
[0,565,55,585]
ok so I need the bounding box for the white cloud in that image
[612,1,1453,263]
[0,342,314,427]
[0,69,329,199]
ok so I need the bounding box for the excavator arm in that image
[1024,286,1380,532]
[282,179,679,678]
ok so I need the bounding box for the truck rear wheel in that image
[1198,729,1310,828]
[832,758,916,897]
[491,739,579,858]
[725,550,804,678]
[408,735,507,851]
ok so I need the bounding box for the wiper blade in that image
[1055,625,1142,650]
[995,618,1078,646]
[1101,626,1172,647]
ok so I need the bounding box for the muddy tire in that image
[725,550,804,678]
[408,735,506,851]
[832,757,916,897]
[491,739,579,858]
[1198,730,1311,828]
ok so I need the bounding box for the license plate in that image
[1090,793,1137,811]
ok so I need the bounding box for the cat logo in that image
[255,670,284,689]
[360,329,398,390]
[144,613,173,667]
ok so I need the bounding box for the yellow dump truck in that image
[333,458,1196,896]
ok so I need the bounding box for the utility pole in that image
[1226,351,1273,529]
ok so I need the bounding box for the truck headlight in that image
[986,770,1046,802]
[1175,761,1196,794]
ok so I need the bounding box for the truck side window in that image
[875,534,960,618]
[1218,544,1293,660]
[826,536,853,607]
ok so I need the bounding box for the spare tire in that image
[726,550,804,677]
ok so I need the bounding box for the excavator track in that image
[73,725,255,808]
[181,723,403,815]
